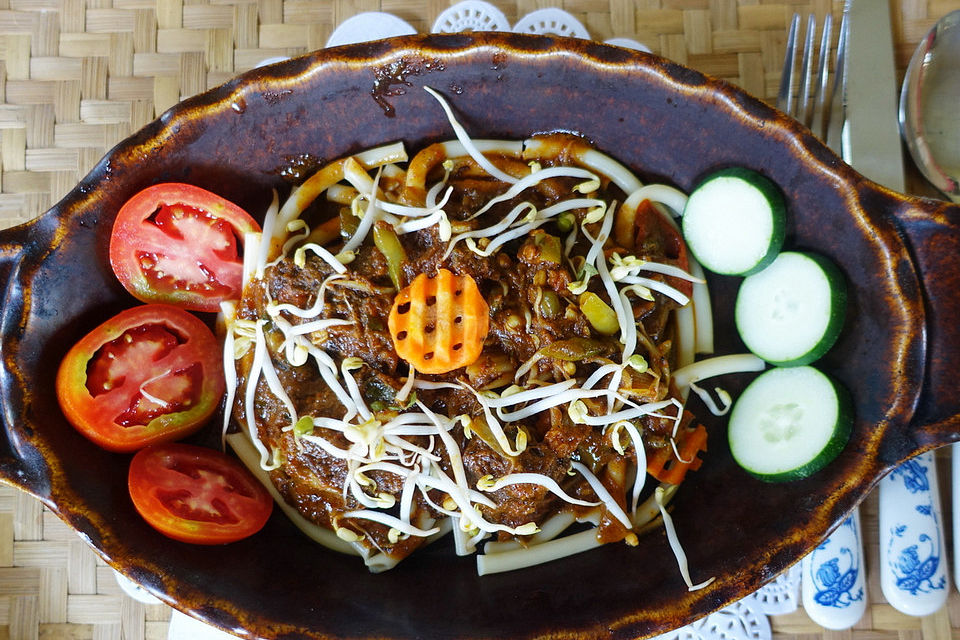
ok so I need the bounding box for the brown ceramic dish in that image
[1,32,959,640]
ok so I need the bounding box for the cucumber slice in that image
[735,251,846,366]
[728,366,852,482]
[681,167,786,276]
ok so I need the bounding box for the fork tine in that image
[798,14,818,125]
[777,13,801,114]
[779,12,846,148]
[809,14,834,138]
[825,12,848,152]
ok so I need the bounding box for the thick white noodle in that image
[432,139,525,161]
[477,528,601,575]
[274,142,407,236]
[226,432,360,556]
[218,302,237,442]
[623,184,688,217]
[482,512,577,554]
[325,183,357,205]
[255,191,280,278]
[672,354,766,390]
[689,257,714,354]
[675,305,697,371]
[522,137,642,195]
[241,232,261,289]
[364,518,453,574]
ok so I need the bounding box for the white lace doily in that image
[114,569,162,605]
[652,598,771,640]
[432,1,510,33]
[319,4,651,53]
[650,565,798,640]
[512,8,591,39]
[604,37,653,53]
[749,564,802,615]
[325,12,417,48]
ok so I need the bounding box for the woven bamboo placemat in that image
[2,1,960,638]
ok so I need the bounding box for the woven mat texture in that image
[2,0,960,639]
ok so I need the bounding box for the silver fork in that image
[783,9,870,632]
[777,12,847,146]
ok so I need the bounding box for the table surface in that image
[2,1,960,639]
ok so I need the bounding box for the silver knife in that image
[842,0,906,192]
[843,0,949,616]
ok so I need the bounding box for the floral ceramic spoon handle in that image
[954,444,960,591]
[879,451,948,615]
[801,509,867,628]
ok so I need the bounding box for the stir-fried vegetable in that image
[578,292,620,335]
[372,221,408,290]
[537,337,611,361]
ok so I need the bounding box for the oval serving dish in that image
[1,33,960,640]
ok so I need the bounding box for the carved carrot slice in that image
[646,419,708,486]
[388,269,489,374]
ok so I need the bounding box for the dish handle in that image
[893,195,960,452]
[0,225,41,495]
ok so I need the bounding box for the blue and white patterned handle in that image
[954,444,960,592]
[801,509,867,629]
[879,451,948,616]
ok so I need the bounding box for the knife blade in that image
[842,0,906,191]
[843,0,950,617]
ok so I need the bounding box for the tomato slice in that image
[56,304,225,453]
[109,183,261,312]
[128,443,272,544]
